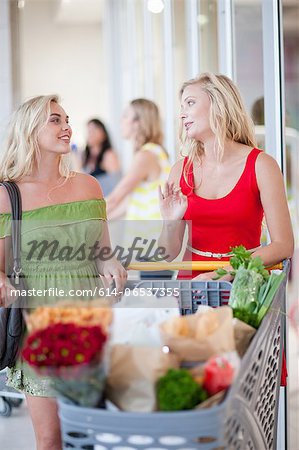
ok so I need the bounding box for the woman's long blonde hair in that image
[0,95,71,182]
[130,99,164,152]
[180,73,257,182]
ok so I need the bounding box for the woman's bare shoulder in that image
[255,151,284,189]
[255,151,282,174]
[71,172,103,199]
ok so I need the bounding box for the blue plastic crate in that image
[125,279,231,314]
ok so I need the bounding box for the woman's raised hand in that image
[158,182,188,221]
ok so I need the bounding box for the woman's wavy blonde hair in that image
[130,99,164,152]
[180,73,257,183]
[0,94,71,182]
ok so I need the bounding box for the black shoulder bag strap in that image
[0,181,23,285]
[0,181,25,369]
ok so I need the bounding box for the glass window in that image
[283,0,299,247]
[234,0,264,135]
[199,0,218,73]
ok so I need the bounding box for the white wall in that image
[18,0,106,149]
[0,0,13,149]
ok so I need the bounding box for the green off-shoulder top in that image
[0,199,107,396]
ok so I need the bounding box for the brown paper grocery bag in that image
[233,318,256,357]
[160,306,235,362]
[106,345,179,412]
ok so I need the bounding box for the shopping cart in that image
[58,260,289,450]
[0,369,24,417]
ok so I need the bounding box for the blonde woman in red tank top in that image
[159,73,294,280]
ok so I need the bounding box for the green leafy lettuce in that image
[216,246,285,328]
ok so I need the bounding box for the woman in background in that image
[107,98,170,220]
[82,119,120,195]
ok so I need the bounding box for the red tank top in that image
[178,148,264,279]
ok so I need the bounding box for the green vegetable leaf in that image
[214,268,230,280]
[216,268,228,276]
[256,273,285,325]
[227,246,283,328]
[229,245,252,270]
[246,301,258,314]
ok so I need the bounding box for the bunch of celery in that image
[216,246,285,329]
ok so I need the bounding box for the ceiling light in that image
[147,0,164,14]
[17,0,25,8]
[197,14,209,27]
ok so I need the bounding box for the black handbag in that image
[0,181,26,370]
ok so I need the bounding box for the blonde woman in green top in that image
[0,95,127,450]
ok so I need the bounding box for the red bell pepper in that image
[203,356,234,396]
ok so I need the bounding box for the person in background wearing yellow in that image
[107,99,170,220]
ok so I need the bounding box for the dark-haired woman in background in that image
[82,119,120,195]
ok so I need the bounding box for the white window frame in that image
[262,0,285,171]
[217,0,235,80]
[143,0,154,98]
[163,0,175,163]
[185,0,199,78]
[0,0,13,145]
